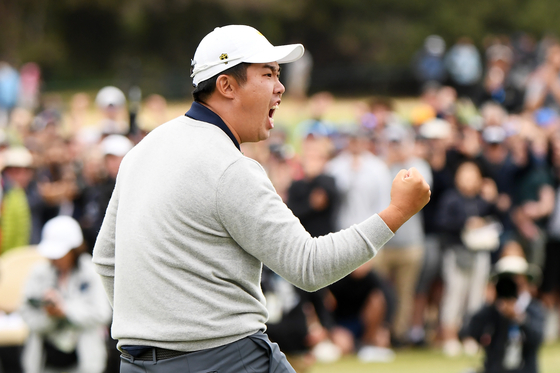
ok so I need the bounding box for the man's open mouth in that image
[269,104,279,119]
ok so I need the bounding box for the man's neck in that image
[198,100,241,144]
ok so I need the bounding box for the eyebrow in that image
[263,64,281,74]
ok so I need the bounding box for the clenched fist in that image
[379,167,431,233]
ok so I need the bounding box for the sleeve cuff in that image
[355,214,394,256]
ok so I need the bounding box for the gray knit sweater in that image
[92,114,394,352]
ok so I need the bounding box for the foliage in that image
[2,0,560,93]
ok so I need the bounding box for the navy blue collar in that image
[185,102,240,150]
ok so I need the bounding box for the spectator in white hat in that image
[462,241,545,373]
[0,146,35,255]
[476,125,517,238]
[80,134,134,251]
[100,134,134,180]
[95,86,128,136]
[93,25,430,373]
[20,216,112,373]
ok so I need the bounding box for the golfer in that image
[92,25,431,373]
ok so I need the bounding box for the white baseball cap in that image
[482,125,507,144]
[419,118,452,140]
[101,134,134,157]
[191,25,305,87]
[95,86,127,109]
[38,216,84,260]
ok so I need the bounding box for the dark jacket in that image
[287,174,338,238]
[436,188,497,248]
[463,299,545,373]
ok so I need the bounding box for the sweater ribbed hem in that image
[116,329,261,353]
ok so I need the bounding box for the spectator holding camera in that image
[463,247,545,373]
[20,216,111,373]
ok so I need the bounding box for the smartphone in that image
[27,298,54,308]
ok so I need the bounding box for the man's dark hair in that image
[192,63,249,104]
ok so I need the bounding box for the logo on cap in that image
[220,53,229,64]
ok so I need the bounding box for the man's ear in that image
[215,75,236,99]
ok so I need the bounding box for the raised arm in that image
[217,160,430,292]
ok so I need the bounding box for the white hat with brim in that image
[37,216,84,260]
[2,147,33,169]
[191,25,304,87]
[101,134,134,157]
[419,118,451,140]
[491,255,541,284]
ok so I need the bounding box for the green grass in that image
[308,342,560,373]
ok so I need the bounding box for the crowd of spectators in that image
[250,33,559,372]
[0,31,559,373]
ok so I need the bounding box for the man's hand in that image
[309,188,329,211]
[43,289,66,319]
[496,298,526,324]
[379,168,431,233]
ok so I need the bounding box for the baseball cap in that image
[37,216,84,260]
[384,124,410,143]
[96,86,127,109]
[302,120,332,138]
[101,134,134,157]
[409,104,436,126]
[534,107,558,128]
[418,118,451,139]
[191,25,305,87]
[486,44,513,63]
[482,125,507,144]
